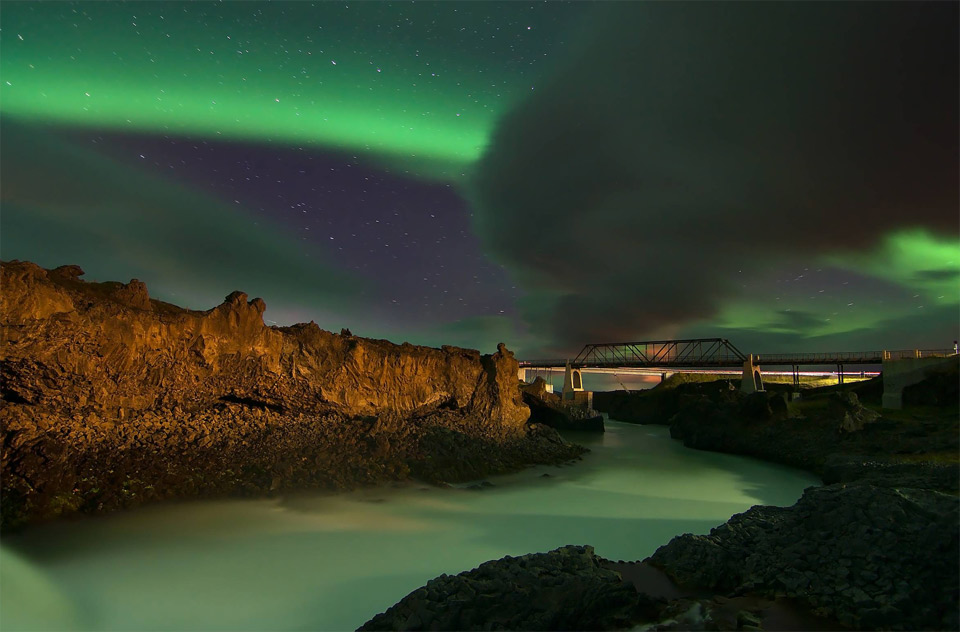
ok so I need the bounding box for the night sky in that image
[2,1,957,358]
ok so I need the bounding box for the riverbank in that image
[594,364,958,491]
[0,260,584,530]
[365,369,959,630]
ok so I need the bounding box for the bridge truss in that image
[571,338,747,368]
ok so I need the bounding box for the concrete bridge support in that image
[562,362,593,409]
[882,354,957,409]
[562,363,584,398]
[741,354,764,393]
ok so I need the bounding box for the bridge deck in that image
[518,339,954,369]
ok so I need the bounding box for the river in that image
[1,421,819,631]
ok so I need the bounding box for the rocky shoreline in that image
[363,370,959,630]
[0,260,584,530]
[363,480,958,631]
[593,370,959,493]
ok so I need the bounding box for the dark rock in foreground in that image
[650,483,959,631]
[359,545,656,631]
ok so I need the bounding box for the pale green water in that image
[1,422,819,631]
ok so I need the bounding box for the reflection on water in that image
[1,422,818,631]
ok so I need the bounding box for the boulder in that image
[830,391,880,433]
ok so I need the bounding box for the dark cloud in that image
[761,310,828,335]
[472,2,958,351]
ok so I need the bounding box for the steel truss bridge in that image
[518,338,955,384]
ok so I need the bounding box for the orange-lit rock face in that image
[0,260,529,433]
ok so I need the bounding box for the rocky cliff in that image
[0,260,583,529]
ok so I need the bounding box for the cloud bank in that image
[472,2,958,352]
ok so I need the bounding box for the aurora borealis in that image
[1,1,957,356]
[1,2,563,175]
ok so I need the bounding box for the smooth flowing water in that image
[1,422,819,631]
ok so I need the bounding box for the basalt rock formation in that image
[0,260,583,529]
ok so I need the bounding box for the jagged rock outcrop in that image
[649,483,959,631]
[1,261,528,427]
[0,260,583,529]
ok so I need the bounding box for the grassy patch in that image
[764,375,871,389]
[654,372,867,392]
[870,404,960,424]
[655,373,734,390]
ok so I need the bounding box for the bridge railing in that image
[753,351,884,365]
[517,359,568,368]
[754,348,957,365]
[882,349,957,360]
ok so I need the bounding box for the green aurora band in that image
[0,2,551,178]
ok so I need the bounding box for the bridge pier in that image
[562,362,593,411]
[741,354,764,393]
[881,355,957,409]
